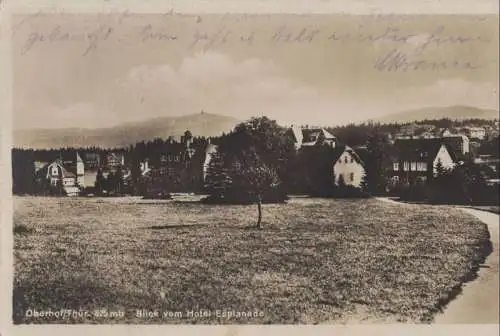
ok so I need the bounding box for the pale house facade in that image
[37,160,81,196]
[463,126,486,140]
[332,146,366,187]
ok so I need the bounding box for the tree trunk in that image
[257,195,263,229]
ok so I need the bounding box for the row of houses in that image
[33,138,198,196]
[394,123,499,142]
[32,124,495,196]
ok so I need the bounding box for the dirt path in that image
[433,208,499,324]
[375,198,499,324]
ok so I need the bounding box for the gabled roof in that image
[394,138,457,163]
[290,126,303,145]
[107,152,124,159]
[43,161,76,178]
[301,128,336,141]
[76,152,83,163]
[60,165,76,178]
[329,144,364,165]
[300,143,364,166]
[290,127,337,146]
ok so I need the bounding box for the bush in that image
[142,191,173,200]
[470,184,499,205]
[201,187,288,205]
[332,185,371,198]
[14,224,32,235]
[397,183,429,202]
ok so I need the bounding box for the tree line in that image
[12,117,500,216]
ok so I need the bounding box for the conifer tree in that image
[204,151,232,199]
[434,158,447,177]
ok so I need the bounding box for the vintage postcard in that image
[1,0,499,335]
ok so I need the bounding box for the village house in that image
[395,123,436,139]
[34,152,85,196]
[289,126,337,149]
[391,138,457,184]
[462,126,486,140]
[474,154,500,173]
[290,126,365,188]
[331,144,366,187]
[485,126,500,141]
[80,152,102,188]
[441,134,470,156]
[84,152,101,169]
[103,151,125,169]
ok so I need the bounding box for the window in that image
[350,156,354,163]
[349,173,354,182]
[393,162,399,171]
[403,162,409,171]
[417,162,427,171]
[410,162,416,171]
[338,173,344,183]
[344,156,348,163]
[51,166,58,175]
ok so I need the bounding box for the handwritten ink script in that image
[13,10,496,72]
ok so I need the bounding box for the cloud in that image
[113,54,499,128]
[117,51,356,126]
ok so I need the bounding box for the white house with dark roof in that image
[35,152,85,196]
[289,126,337,149]
[331,145,366,187]
[291,126,366,188]
[392,138,457,184]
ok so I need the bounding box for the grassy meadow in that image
[13,196,492,324]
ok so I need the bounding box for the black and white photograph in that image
[5,1,500,330]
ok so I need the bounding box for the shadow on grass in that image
[147,224,209,230]
[147,224,270,231]
[13,224,33,235]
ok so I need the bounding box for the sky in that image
[12,13,499,129]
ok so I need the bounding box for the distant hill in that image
[14,112,240,149]
[371,106,499,124]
